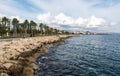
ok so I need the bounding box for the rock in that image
[0,35,73,75]
[0,65,8,73]
[3,63,13,69]
[18,57,24,60]
[0,73,9,76]
[29,63,38,70]
[23,67,33,76]
[4,51,20,60]
[26,57,35,62]
[9,63,23,74]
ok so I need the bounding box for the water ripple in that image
[35,35,120,76]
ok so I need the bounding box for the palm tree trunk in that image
[14,25,17,37]
[25,28,27,37]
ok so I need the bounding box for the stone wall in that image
[0,35,74,76]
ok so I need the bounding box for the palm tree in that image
[1,17,9,36]
[7,19,11,36]
[43,24,46,35]
[49,27,53,35]
[43,25,50,35]
[61,30,65,34]
[12,18,19,37]
[0,23,6,37]
[39,23,44,35]
[30,20,37,37]
[2,17,8,26]
[46,26,49,35]
[54,28,59,35]
[23,19,29,37]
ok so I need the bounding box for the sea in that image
[35,34,120,76]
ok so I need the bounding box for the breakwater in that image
[0,35,74,76]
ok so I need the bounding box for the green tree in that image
[61,30,65,34]
[2,17,8,27]
[23,19,29,37]
[39,23,44,35]
[0,24,7,37]
[30,20,37,36]
[1,17,9,36]
[49,27,54,35]
[46,26,49,35]
[43,25,50,35]
[54,28,60,35]
[12,18,19,37]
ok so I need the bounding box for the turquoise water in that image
[35,35,120,76]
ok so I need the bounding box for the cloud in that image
[91,0,120,8]
[37,12,51,23]
[53,13,74,25]
[75,17,87,26]
[28,0,120,25]
[110,22,117,26]
[87,16,106,28]
[36,12,115,32]
[0,13,6,18]
[0,0,120,32]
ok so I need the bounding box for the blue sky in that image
[0,0,120,33]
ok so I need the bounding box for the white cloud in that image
[36,12,115,32]
[75,17,87,26]
[87,16,106,28]
[37,12,51,23]
[53,13,74,25]
[0,0,119,32]
[0,13,6,18]
[110,22,117,26]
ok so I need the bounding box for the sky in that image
[0,0,120,33]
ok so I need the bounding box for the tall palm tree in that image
[12,18,19,37]
[30,20,37,37]
[2,17,8,26]
[1,17,9,36]
[7,19,11,36]
[49,27,53,35]
[23,19,29,37]
[46,26,49,35]
[43,24,46,35]
[61,30,65,34]
[43,25,49,35]
[54,28,59,35]
[39,23,44,35]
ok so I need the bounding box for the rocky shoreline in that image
[0,35,74,76]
